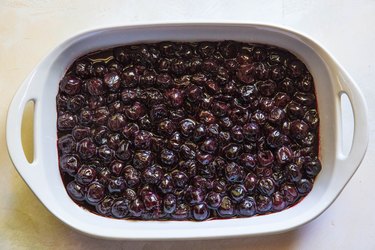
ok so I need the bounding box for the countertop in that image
[1,0,374,249]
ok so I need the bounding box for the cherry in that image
[58,135,76,154]
[57,112,77,131]
[163,194,177,214]
[111,199,129,218]
[66,181,85,201]
[76,165,96,185]
[96,196,114,216]
[217,196,235,217]
[86,182,105,205]
[239,197,256,217]
[192,203,210,221]
[60,76,81,95]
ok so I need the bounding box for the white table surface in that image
[1,0,374,249]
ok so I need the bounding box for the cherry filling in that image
[57,41,321,221]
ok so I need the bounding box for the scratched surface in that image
[1,0,375,249]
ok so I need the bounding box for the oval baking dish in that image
[6,23,368,240]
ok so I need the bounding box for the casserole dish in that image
[6,23,368,239]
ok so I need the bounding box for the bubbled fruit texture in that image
[56,41,321,221]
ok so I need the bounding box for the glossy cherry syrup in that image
[57,41,321,221]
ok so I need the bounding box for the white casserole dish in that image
[6,23,368,240]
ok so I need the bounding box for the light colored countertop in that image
[1,0,374,249]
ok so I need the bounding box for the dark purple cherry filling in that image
[57,41,320,221]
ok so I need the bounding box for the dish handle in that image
[335,66,369,182]
[6,72,44,190]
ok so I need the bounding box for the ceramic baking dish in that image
[6,23,368,240]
